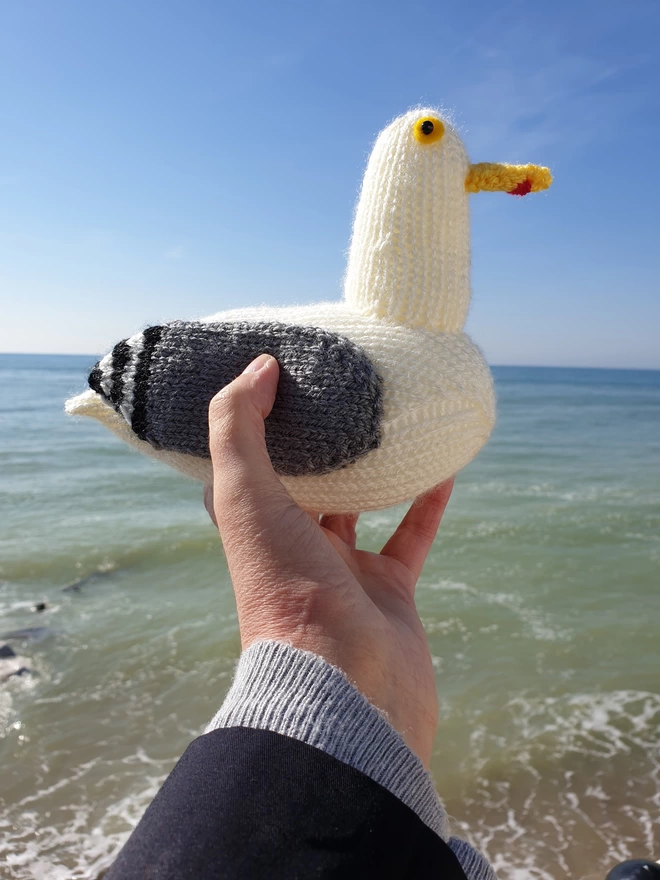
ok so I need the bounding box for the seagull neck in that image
[342,181,472,334]
[343,246,471,334]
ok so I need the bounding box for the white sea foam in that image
[423,580,571,642]
[0,753,169,879]
[485,593,571,642]
[466,480,637,504]
[426,578,477,594]
[446,690,660,879]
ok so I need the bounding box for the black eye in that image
[413,116,445,144]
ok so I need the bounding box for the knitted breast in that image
[66,107,552,513]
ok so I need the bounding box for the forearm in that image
[107,640,497,879]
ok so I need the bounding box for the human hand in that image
[204,353,454,768]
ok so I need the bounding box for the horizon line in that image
[0,351,659,373]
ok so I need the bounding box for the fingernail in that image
[242,353,272,374]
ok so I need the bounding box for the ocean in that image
[0,353,658,880]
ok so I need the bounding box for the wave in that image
[441,690,660,879]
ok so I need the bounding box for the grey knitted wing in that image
[88,321,384,477]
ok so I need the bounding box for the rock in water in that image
[606,860,660,880]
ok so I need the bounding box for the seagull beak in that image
[465,163,552,197]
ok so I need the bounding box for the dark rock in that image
[63,581,82,593]
[34,602,47,612]
[1,627,56,642]
[606,860,660,880]
[0,644,16,658]
[63,569,117,593]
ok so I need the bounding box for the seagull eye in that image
[413,116,445,145]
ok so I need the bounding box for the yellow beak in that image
[465,162,552,196]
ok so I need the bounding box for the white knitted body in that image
[67,108,500,513]
[68,301,494,511]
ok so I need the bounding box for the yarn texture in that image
[89,320,384,477]
[66,107,552,513]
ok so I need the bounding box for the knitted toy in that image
[66,108,552,513]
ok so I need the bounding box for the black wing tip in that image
[88,364,104,396]
[131,324,165,440]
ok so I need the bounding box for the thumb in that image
[207,353,292,531]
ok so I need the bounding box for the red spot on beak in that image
[508,178,532,197]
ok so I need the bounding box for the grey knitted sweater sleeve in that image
[206,640,496,880]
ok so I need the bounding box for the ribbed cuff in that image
[205,640,451,841]
[449,838,498,880]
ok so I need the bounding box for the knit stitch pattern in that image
[89,320,383,477]
[205,640,452,842]
[66,106,552,513]
[343,108,472,335]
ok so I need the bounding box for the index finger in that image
[380,479,454,583]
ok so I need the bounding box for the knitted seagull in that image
[66,108,552,513]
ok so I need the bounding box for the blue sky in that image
[1,0,658,367]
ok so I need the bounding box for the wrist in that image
[207,639,452,842]
[238,610,438,766]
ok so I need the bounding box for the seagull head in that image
[364,107,552,202]
[344,108,552,334]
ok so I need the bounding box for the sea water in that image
[0,354,658,879]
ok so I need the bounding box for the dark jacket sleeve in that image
[106,726,468,880]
